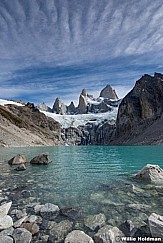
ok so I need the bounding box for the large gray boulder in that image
[148,213,163,238]
[94,225,125,243]
[135,164,163,184]
[84,213,106,231]
[0,202,13,230]
[40,203,60,220]
[0,236,13,243]
[0,215,13,230]
[49,220,73,241]
[65,230,94,243]
[0,202,12,217]
[8,154,26,165]
[13,228,32,243]
[30,152,52,165]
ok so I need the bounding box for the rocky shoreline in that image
[0,189,162,242]
[0,155,163,242]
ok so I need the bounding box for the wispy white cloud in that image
[0,0,163,104]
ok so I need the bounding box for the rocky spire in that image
[67,101,76,114]
[37,102,52,112]
[100,85,118,100]
[52,98,67,115]
[78,89,88,113]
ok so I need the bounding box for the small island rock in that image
[8,154,26,165]
[30,152,52,165]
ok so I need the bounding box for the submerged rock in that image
[30,152,52,165]
[135,164,163,184]
[148,213,163,238]
[8,154,26,165]
[84,213,106,231]
[14,164,26,171]
[65,230,94,243]
[13,228,32,243]
[60,207,82,220]
[94,225,125,243]
[119,219,149,238]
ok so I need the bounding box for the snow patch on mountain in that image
[0,99,23,106]
[42,108,118,128]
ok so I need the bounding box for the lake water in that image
[0,146,163,225]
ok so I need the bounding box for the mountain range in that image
[0,72,163,147]
[37,84,120,115]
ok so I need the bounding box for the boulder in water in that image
[14,164,26,171]
[135,164,163,184]
[30,152,52,165]
[8,154,27,165]
[84,213,106,231]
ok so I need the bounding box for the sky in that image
[0,0,163,106]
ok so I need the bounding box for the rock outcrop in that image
[0,103,64,147]
[100,84,118,100]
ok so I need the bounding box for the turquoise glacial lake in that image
[0,146,163,223]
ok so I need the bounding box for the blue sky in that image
[0,0,163,106]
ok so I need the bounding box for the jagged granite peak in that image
[67,101,76,114]
[37,102,52,112]
[52,97,67,115]
[115,73,163,143]
[78,94,88,114]
[100,84,118,100]
[81,88,87,97]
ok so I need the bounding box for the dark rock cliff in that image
[111,72,163,145]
